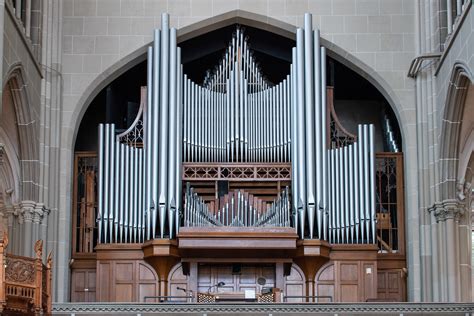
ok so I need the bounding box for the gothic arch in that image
[439,62,473,201]
[69,10,406,154]
[2,64,38,201]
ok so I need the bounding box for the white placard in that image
[245,290,256,299]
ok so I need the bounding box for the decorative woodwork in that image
[182,163,291,182]
[375,153,405,255]
[315,244,378,302]
[72,152,97,255]
[95,244,159,302]
[283,264,305,302]
[327,87,357,149]
[178,227,298,259]
[0,237,52,314]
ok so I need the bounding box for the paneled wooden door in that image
[71,269,96,302]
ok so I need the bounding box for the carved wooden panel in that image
[168,264,190,302]
[284,264,305,302]
[71,269,96,302]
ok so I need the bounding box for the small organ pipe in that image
[98,124,104,243]
[114,139,120,242]
[348,144,354,243]
[119,144,125,242]
[343,146,349,243]
[369,125,376,243]
[103,124,110,243]
[124,143,129,243]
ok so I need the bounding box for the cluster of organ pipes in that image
[290,14,376,243]
[183,27,291,163]
[184,185,291,228]
[97,13,183,243]
[96,12,376,244]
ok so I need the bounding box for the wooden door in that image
[71,269,96,302]
[377,269,405,301]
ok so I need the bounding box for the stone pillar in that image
[431,199,466,302]
[22,201,35,257]
[457,180,472,301]
[13,203,23,255]
[6,205,14,251]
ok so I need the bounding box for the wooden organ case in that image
[71,13,406,303]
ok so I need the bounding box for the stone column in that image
[6,205,14,250]
[13,203,23,255]
[457,180,472,301]
[22,201,35,257]
[431,199,466,302]
[25,0,31,37]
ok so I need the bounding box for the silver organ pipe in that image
[296,28,307,237]
[184,185,291,228]
[151,29,160,240]
[97,124,104,243]
[304,14,316,240]
[96,13,377,245]
[103,124,110,243]
[176,52,183,237]
[158,14,169,239]
[320,46,328,241]
[168,27,177,238]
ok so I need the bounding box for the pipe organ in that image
[96,13,376,245]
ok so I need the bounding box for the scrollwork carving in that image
[5,257,36,284]
[34,240,43,259]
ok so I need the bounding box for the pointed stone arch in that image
[438,62,473,201]
[2,64,38,202]
[69,10,406,153]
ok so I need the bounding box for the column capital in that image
[429,199,465,222]
[11,201,50,225]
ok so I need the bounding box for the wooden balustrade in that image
[0,234,52,314]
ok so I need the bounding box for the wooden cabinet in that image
[197,264,275,294]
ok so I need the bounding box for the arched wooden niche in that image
[168,263,189,300]
[284,263,305,302]
[315,262,335,302]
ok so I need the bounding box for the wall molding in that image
[52,302,474,314]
